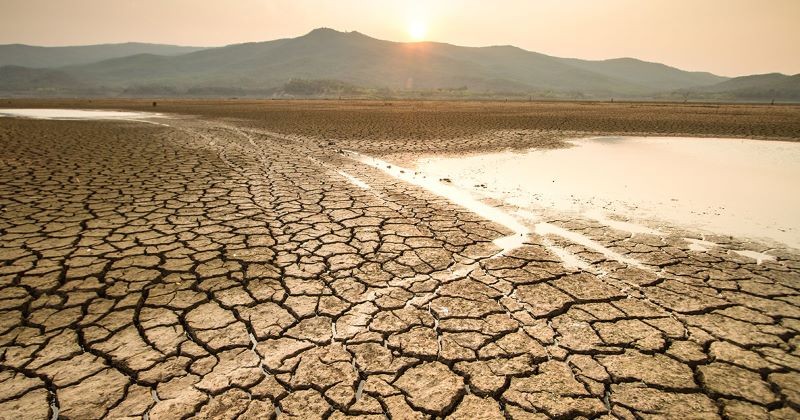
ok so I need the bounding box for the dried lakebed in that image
[0,112,799,419]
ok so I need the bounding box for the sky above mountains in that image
[1,0,798,77]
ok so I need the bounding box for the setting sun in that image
[407,19,427,41]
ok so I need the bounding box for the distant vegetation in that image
[0,28,797,102]
[0,65,85,93]
[283,79,359,95]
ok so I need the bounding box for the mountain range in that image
[1,28,797,101]
[0,42,205,68]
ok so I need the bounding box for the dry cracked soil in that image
[1,99,800,419]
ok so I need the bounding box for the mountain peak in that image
[303,28,373,40]
[305,27,344,37]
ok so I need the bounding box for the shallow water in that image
[417,136,800,249]
[0,108,165,123]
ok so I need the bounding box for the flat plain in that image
[1,99,800,419]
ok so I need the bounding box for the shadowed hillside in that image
[0,65,86,94]
[682,73,800,101]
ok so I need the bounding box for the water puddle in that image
[417,136,800,249]
[0,108,168,125]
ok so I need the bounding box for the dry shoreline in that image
[1,103,799,419]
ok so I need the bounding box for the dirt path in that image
[0,113,798,419]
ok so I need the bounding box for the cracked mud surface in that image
[1,101,800,419]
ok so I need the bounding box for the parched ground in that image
[1,100,800,419]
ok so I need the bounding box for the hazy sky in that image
[1,0,798,76]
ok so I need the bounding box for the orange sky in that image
[1,0,798,76]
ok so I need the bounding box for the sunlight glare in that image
[408,19,427,41]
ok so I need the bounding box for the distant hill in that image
[556,57,726,91]
[0,42,206,68]
[681,73,800,101]
[52,32,619,94]
[54,29,726,96]
[0,65,84,93]
[0,28,796,101]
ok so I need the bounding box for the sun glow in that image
[407,19,427,41]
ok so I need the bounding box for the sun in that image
[408,19,427,41]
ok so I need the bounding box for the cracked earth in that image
[1,104,800,419]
